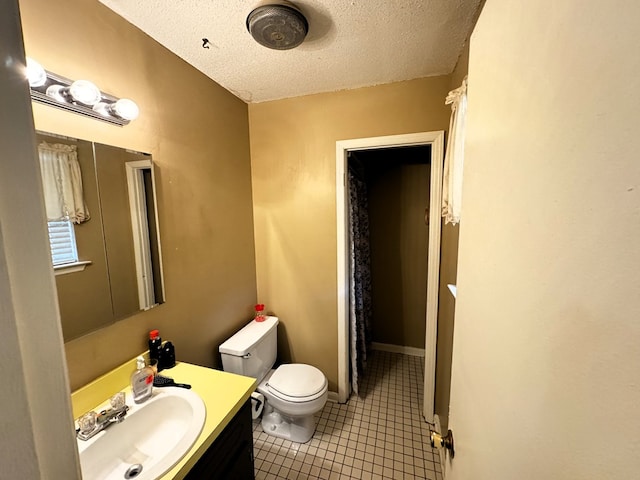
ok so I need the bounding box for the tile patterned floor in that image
[253,351,442,480]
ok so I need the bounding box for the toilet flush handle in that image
[243,353,252,359]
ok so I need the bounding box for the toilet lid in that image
[267,364,327,398]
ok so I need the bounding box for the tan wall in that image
[434,41,468,426]
[20,0,257,390]
[448,1,640,478]
[249,77,451,391]
[368,160,430,348]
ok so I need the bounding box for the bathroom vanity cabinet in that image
[185,399,254,479]
[71,360,256,480]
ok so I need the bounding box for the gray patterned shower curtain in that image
[348,165,373,395]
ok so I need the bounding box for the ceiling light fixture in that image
[246,2,308,50]
[26,57,139,126]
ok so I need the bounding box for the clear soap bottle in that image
[131,356,154,404]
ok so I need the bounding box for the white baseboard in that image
[371,342,425,357]
[327,391,340,403]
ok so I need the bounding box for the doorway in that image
[336,131,445,422]
[347,145,431,394]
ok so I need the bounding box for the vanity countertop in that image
[71,358,256,479]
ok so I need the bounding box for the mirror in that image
[37,132,165,340]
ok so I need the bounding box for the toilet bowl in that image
[257,365,328,443]
[219,316,328,443]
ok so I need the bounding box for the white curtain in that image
[38,142,90,224]
[442,77,468,225]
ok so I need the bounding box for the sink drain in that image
[124,464,143,479]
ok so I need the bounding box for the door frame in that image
[335,131,444,422]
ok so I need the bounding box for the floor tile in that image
[253,351,441,479]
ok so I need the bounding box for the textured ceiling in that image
[99,0,482,103]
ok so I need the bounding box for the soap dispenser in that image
[131,356,154,404]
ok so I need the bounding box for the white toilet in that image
[219,316,328,443]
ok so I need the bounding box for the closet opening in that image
[347,145,432,396]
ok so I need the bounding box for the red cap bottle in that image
[254,304,266,322]
[148,329,162,362]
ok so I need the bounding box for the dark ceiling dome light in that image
[246,2,308,50]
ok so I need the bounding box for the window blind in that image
[47,220,78,266]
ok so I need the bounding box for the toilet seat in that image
[267,364,328,403]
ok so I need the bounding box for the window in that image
[47,219,79,266]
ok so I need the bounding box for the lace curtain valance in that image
[442,77,467,225]
[38,142,90,224]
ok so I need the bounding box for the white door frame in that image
[335,131,444,422]
[126,160,155,310]
[125,159,167,310]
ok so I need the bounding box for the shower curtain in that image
[348,165,373,395]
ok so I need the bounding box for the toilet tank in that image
[219,316,278,383]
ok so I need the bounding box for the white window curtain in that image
[442,77,467,225]
[38,142,90,224]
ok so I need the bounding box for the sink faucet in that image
[77,392,129,441]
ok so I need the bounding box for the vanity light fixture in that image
[26,57,47,87]
[26,57,139,126]
[93,98,140,122]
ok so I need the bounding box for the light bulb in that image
[92,102,111,117]
[45,84,67,102]
[112,98,139,121]
[26,57,47,87]
[69,80,101,106]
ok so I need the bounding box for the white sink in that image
[77,387,206,480]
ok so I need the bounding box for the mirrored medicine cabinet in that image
[37,132,165,341]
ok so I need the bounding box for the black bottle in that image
[159,341,176,370]
[148,329,162,363]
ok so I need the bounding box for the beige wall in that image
[434,42,468,427]
[367,158,430,348]
[249,77,451,391]
[19,0,257,390]
[448,1,640,478]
